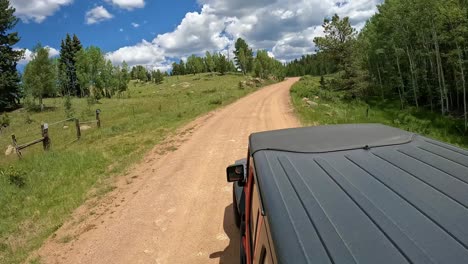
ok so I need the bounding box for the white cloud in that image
[153,6,230,56]
[131,22,140,28]
[10,0,73,23]
[120,28,124,32]
[85,6,113,25]
[106,0,382,70]
[17,46,60,65]
[105,40,166,67]
[105,0,145,10]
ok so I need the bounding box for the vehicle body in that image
[226,124,468,264]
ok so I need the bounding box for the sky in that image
[11,0,383,71]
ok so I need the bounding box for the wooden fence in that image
[10,109,102,158]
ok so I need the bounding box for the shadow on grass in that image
[209,203,240,264]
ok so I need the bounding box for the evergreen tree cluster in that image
[59,33,82,96]
[0,0,24,111]
[171,51,236,76]
[170,38,286,80]
[129,65,168,84]
[22,40,131,105]
[285,54,337,77]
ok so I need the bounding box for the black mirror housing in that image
[227,164,245,182]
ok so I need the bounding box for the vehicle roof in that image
[249,124,416,154]
[251,124,468,264]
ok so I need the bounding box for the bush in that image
[64,95,74,118]
[0,166,27,188]
[1,113,10,127]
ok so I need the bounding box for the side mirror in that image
[227,164,245,182]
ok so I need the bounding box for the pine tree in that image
[0,0,24,110]
[59,33,82,96]
[234,38,254,74]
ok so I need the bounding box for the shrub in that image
[0,166,27,188]
[1,113,10,127]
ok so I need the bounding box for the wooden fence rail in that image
[10,109,101,158]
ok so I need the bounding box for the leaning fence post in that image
[96,109,101,128]
[75,118,81,140]
[11,134,21,158]
[41,123,50,150]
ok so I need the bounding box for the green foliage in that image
[63,95,74,118]
[1,113,10,127]
[22,44,57,108]
[234,38,254,74]
[205,51,215,72]
[186,55,205,74]
[286,53,337,77]
[152,69,164,85]
[0,166,26,188]
[291,76,468,148]
[253,50,285,80]
[0,0,24,111]
[314,14,356,77]
[348,0,468,129]
[58,34,82,96]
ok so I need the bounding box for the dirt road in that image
[36,78,300,264]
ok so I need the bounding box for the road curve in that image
[36,78,300,264]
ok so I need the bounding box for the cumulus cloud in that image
[17,46,60,65]
[106,0,382,70]
[131,22,140,28]
[105,0,145,10]
[10,0,73,23]
[153,6,230,56]
[105,40,166,66]
[85,6,113,25]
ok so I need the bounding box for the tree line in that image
[23,34,132,109]
[171,38,286,80]
[296,0,468,131]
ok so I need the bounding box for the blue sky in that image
[11,0,383,71]
[15,1,199,53]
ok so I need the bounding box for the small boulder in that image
[306,100,318,107]
[5,145,15,156]
[302,97,309,102]
[63,126,69,129]
[80,125,92,131]
[314,96,320,100]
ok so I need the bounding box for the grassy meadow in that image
[291,76,468,149]
[0,73,269,263]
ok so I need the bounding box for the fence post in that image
[75,119,81,140]
[11,134,21,158]
[96,109,101,128]
[41,123,50,150]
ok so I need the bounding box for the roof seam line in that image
[424,139,468,157]
[416,145,468,169]
[397,149,468,185]
[315,158,413,264]
[278,156,335,264]
[345,155,468,251]
[371,151,468,210]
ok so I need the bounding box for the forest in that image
[287,0,468,131]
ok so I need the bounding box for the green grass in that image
[0,73,271,264]
[291,75,468,149]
